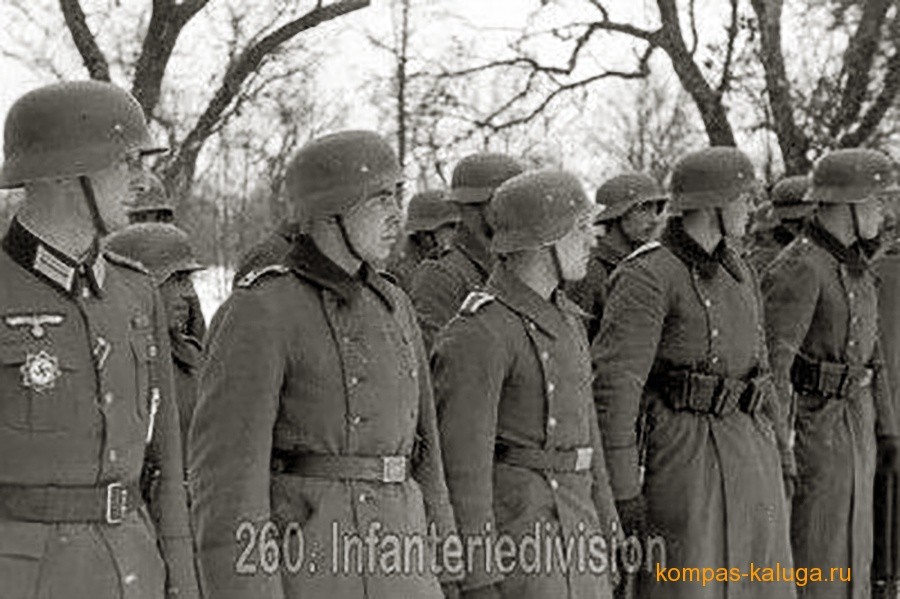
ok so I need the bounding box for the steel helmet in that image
[450,153,525,205]
[489,170,596,253]
[405,190,459,232]
[595,172,667,222]
[0,80,165,189]
[669,147,758,212]
[106,223,203,285]
[805,148,898,204]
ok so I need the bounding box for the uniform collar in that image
[806,220,871,275]
[287,234,395,311]
[2,218,106,297]
[487,263,575,339]
[454,226,492,277]
[661,218,743,282]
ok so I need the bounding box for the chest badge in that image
[4,314,65,339]
[21,351,62,393]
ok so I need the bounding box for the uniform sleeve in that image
[874,339,899,437]
[410,260,463,353]
[431,314,506,591]
[146,287,200,599]
[591,260,667,501]
[188,289,286,599]
[402,296,460,582]
[761,253,819,477]
[588,401,622,541]
[745,261,794,477]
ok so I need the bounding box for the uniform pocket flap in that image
[0,521,49,558]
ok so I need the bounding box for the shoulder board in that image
[459,290,495,315]
[103,250,149,275]
[236,264,291,289]
[623,240,661,262]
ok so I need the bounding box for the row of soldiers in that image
[1,78,899,599]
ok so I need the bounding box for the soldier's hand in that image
[461,583,502,599]
[615,494,648,538]
[877,436,900,473]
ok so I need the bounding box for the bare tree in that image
[52,0,371,198]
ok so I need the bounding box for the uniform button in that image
[124,573,137,585]
[349,415,362,426]
[59,535,69,544]
[342,336,351,344]
[704,299,712,308]
[549,478,559,491]
[82,287,90,299]
[711,329,719,338]
[349,376,359,386]
[109,450,118,462]
[540,351,549,361]
[711,356,719,365]
[546,382,555,394]
[359,493,370,504]
[149,345,158,358]
[548,416,558,428]
[104,392,114,405]
[409,369,418,379]
[848,291,855,300]
[849,340,857,347]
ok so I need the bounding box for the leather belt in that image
[0,480,140,525]
[271,449,410,484]
[495,444,594,472]
[648,369,767,417]
[791,355,874,399]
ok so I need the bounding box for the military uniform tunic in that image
[190,236,456,599]
[567,232,632,342]
[410,226,491,351]
[0,219,197,599]
[763,224,898,599]
[432,263,619,599]
[593,219,794,599]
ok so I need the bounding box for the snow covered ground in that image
[192,265,234,325]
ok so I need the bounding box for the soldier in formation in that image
[745,175,814,275]
[593,147,795,599]
[189,130,458,599]
[763,149,900,599]
[410,153,524,350]
[386,189,460,291]
[432,169,619,599]
[128,170,176,224]
[106,222,206,453]
[0,81,198,598]
[567,173,667,340]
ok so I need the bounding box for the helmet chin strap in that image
[715,208,727,240]
[336,215,365,263]
[78,176,107,263]
[550,245,564,284]
[849,204,863,242]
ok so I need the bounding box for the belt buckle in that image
[106,482,127,525]
[382,456,407,483]
[574,447,593,472]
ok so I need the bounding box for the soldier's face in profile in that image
[621,199,665,244]
[344,187,403,263]
[720,194,751,238]
[853,197,885,240]
[89,157,136,231]
[554,212,598,282]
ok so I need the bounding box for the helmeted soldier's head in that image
[595,172,667,246]
[489,170,599,282]
[404,189,459,256]
[805,148,897,242]
[128,171,175,224]
[669,146,758,239]
[286,130,402,264]
[1,81,165,235]
[106,223,204,335]
[750,175,812,237]
[450,153,525,241]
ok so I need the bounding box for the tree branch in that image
[131,0,211,116]
[59,0,110,81]
[749,0,809,173]
[717,0,739,95]
[839,21,900,147]
[830,0,891,135]
[164,0,371,195]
